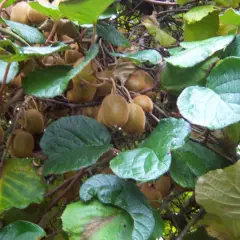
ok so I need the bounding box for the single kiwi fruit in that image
[65,50,83,64]
[7,129,34,158]
[122,103,145,134]
[0,126,4,143]
[133,95,153,112]
[125,70,154,92]
[82,106,99,119]
[139,183,162,209]
[20,109,44,134]
[42,56,65,66]
[11,2,30,24]
[96,71,113,97]
[27,6,47,24]
[96,106,106,125]
[153,175,171,198]
[101,94,129,128]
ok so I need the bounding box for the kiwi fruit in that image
[139,183,162,209]
[20,109,44,134]
[101,94,129,128]
[82,106,99,119]
[122,103,145,134]
[0,126,4,143]
[74,57,96,77]
[11,2,30,24]
[125,70,154,92]
[42,56,65,66]
[133,95,153,112]
[96,71,113,97]
[21,59,36,77]
[153,175,171,198]
[96,106,106,125]
[7,129,34,158]
[64,50,83,64]
[27,6,47,24]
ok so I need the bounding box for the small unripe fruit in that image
[82,106,99,119]
[20,109,44,134]
[27,6,47,24]
[0,126,4,143]
[125,70,154,92]
[11,2,30,24]
[153,175,171,198]
[133,95,153,112]
[96,71,113,97]
[96,106,106,125]
[42,56,65,66]
[64,50,83,64]
[8,129,34,158]
[101,94,129,128]
[122,103,145,134]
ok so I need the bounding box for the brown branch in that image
[144,0,178,6]
[45,21,60,44]
[0,62,11,98]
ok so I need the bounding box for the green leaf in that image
[0,0,16,7]
[170,141,229,188]
[161,57,218,95]
[109,49,162,65]
[184,11,219,41]
[99,6,117,20]
[62,200,133,240]
[183,5,216,24]
[3,19,46,44]
[29,1,63,20]
[41,116,111,175]
[80,174,156,240]
[0,221,46,240]
[177,57,240,129]
[216,0,240,8]
[142,19,176,47]
[176,0,191,5]
[196,161,240,220]
[165,35,234,67]
[0,158,45,214]
[225,121,240,144]
[59,0,114,24]
[0,60,18,84]
[223,34,240,57]
[220,8,240,26]
[184,228,216,240]
[110,147,167,182]
[96,22,130,47]
[22,44,98,98]
[0,40,68,62]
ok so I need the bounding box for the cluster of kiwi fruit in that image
[7,108,44,158]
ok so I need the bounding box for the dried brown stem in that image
[0,62,11,98]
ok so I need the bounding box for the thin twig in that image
[45,21,59,44]
[144,0,178,5]
[0,62,11,97]
[0,0,8,12]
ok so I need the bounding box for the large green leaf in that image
[0,158,45,214]
[0,60,18,84]
[3,19,46,44]
[225,121,240,144]
[80,174,157,240]
[59,0,114,24]
[216,0,240,8]
[0,0,16,7]
[220,8,240,26]
[165,35,234,67]
[109,49,162,65]
[41,116,111,175]
[110,148,167,182]
[177,57,240,129]
[96,22,130,47]
[142,19,176,47]
[22,44,98,98]
[161,57,218,95]
[0,221,46,240]
[170,141,229,188]
[29,1,63,20]
[62,200,133,240]
[0,40,68,62]
[223,34,240,57]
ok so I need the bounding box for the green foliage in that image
[0,60,18,84]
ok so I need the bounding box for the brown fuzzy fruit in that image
[133,95,153,112]
[96,71,113,97]
[27,6,47,24]
[42,56,65,66]
[125,70,154,92]
[122,103,145,134]
[101,94,129,128]
[21,59,36,77]
[11,2,30,24]
[8,129,34,158]
[139,183,162,209]
[82,107,99,119]
[20,109,44,134]
[96,106,106,125]
[64,50,83,64]
[74,57,96,77]
[0,126,4,143]
[153,175,171,198]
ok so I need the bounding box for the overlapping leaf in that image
[220,8,240,25]
[0,60,18,84]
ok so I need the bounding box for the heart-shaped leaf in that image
[0,221,46,240]
[165,35,234,67]
[41,116,111,175]
[22,44,98,98]
[177,57,240,129]
[80,174,156,240]
[170,141,229,188]
[0,60,18,84]
[0,158,45,214]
